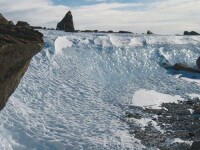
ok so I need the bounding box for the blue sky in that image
[0,0,200,34]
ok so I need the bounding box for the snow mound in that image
[54,36,72,54]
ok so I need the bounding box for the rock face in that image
[184,31,200,35]
[197,56,200,70]
[56,11,75,32]
[16,21,30,28]
[0,14,44,110]
[147,30,153,34]
[0,13,9,25]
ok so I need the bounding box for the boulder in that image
[56,11,75,32]
[0,14,44,110]
[16,21,30,28]
[184,31,200,35]
[147,30,153,34]
[191,141,200,150]
[197,56,200,70]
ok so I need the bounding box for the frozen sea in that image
[0,30,200,150]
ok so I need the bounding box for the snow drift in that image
[0,30,200,149]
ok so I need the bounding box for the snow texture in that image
[0,30,200,149]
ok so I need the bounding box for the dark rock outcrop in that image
[56,11,75,32]
[191,141,200,150]
[118,31,132,33]
[0,13,9,25]
[184,31,200,35]
[0,14,44,110]
[147,30,153,34]
[16,21,30,28]
[196,56,200,70]
[164,63,200,73]
[125,98,200,149]
[108,30,114,33]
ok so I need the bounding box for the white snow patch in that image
[188,109,194,114]
[132,89,183,109]
[129,38,143,46]
[165,138,192,146]
[188,93,200,99]
[54,36,72,54]
[130,117,164,133]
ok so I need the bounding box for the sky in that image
[0,0,200,34]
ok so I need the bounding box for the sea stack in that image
[197,56,200,70]
[56,11,75,32]
[0,14,44,110]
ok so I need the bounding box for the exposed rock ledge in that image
[0,14,44,110]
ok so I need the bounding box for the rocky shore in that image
[124,97,200,149]
[0,14,44,110]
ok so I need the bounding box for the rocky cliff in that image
[0,14,44,110]
[56,11,75,32]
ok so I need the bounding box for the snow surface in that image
[0,30,200,149]
[131,89,183,109]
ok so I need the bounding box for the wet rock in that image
[147,30,153,34]
[196,56,200,70]
[57,11,75,32]
[191,141,200,150]
[0,13,44,110]
[16,21,30,28]
[184,31,200,35]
